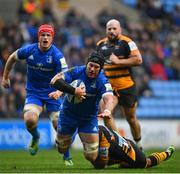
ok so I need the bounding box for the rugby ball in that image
[67,79,86,104]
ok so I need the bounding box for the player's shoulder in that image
[119,34,133,43]
[18,43,38,56]
[73,65,85,73]
[96,37,108,46]
[98,70,108,81]
[51,44,64,57]
[20,43,37,50]
[67,65,85,74]
[95,71,109,87]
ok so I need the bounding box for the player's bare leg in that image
[23,104,42,156]
[79,133,99,163]
[56,133,74,166]
[49,111,73,166]
[122,103,142,149]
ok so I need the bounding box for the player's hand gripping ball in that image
[67,79,86,104]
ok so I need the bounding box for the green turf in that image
[0,148,179,173]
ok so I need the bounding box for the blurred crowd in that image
[0,0,180,118]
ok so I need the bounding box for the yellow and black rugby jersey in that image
[98,125,136,165]
[96,35,140,90]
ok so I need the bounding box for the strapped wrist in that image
[104,109,111,115]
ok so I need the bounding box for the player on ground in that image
[50,51,114,164]
[92,125,175,169]
[1,24,73,165]
[96,19,143,149]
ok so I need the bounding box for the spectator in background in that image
[1,0,180,121]
[150,58,167,80]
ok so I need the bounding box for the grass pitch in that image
[0,148,180,173]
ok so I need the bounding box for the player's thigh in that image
[45,97,61,113]
[118,85,138,118]
[79,132,99,160]
[23,94,43,122]
[57,110,77,135]
[56,112,77,153]
[79,118,99,157]
[122,102,137,120]
[118,85,138,107]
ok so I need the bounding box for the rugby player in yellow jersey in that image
[92,125,175,169]
[97,19,143,149]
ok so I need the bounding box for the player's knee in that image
[49,111,59,131]
[55,137,71,154]
[83,142,99,162]
[23,104,41,128]
[49,111,59,122]
[24,112,38,128]
[49,112,59,131]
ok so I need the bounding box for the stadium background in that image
[0,0,180,151]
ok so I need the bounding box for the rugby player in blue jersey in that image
[50,51,115,164]
[1,24,76,165]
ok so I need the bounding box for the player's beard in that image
[108,34,118,43]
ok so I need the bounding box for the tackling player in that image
[92,125,175,169]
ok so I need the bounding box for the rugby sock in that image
[27,127,40,141]
[147,152,168,167]
[134,137,143,150]
[63,149,71,160]
[63,131,77,160]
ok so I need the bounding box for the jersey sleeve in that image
[98,73,113,97]
[16,44,31,60]
[63,67,78,83]
[64,66,83,83]
[54,52,68,73]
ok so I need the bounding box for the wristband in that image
[53,79,75,95]
[104,109,111,115]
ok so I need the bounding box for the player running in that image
[1,24,73,165]
[50,51,114,164]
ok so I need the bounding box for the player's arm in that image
[50,73,86,98]
[2,50,18,88]
[110,51,142,67]
[110,39,142,67]
[98,93,114,119]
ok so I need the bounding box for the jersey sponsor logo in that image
[28,55,34,60]
[60,57,68,69]
[105,83,113,91]
[86,93,96,97]
[128,41,137,51]
[27,64,53,71]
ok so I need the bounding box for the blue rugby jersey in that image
[16,43,68,94]
[61,66,113,120]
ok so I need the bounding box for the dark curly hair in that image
[87,51,105,69]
